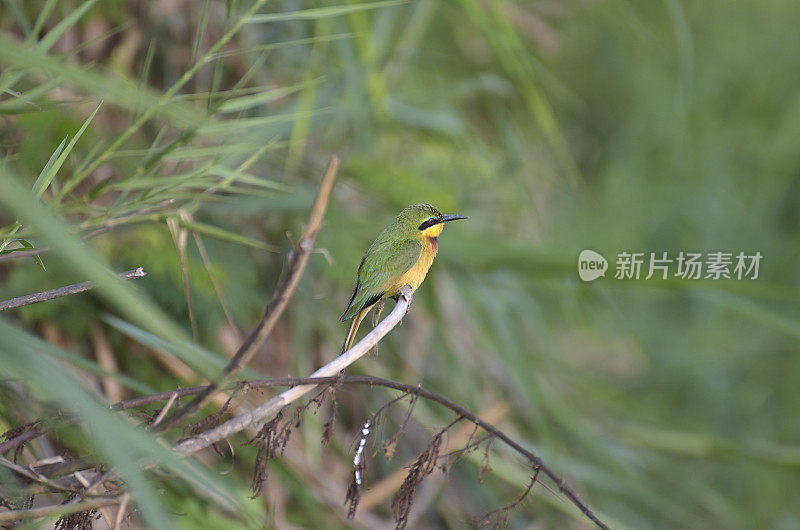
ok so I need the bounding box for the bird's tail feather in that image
[341,306,370,355]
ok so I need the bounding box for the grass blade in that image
[32,135,68,198]
[34,102,102,200]
[37,0,100,52]
[247,0,405,23]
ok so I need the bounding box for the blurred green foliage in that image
[1,0,799,528]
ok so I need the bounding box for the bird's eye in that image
[419,216,437,230]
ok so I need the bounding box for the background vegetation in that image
[1,0,799,528]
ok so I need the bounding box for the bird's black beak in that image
[419,214,468,230]
[440,214,469,223]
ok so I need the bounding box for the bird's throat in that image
[428,235,438,254]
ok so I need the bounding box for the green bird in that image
[340,203,468,354]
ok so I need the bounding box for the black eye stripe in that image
[418,217,439,230]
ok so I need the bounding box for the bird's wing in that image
[340,238,421,321]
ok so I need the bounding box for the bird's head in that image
[396,203,468,239]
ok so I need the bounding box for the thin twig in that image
[174,284,413,456]
[113,493,130,530]
[0,424,46,456]
[156,155,339,431]
[0,495,121,523]
[0,268,147,311]
[0,456,98,496]
[151,392,179,427]
[183,375,606,528]
[0,456,74,493]
[146,372,607,528]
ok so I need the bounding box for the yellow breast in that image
[382,234,439,294]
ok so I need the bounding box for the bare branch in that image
[173,284,414,456]
[172,373,606,528]
[240,376,607,529]
[151,392,179,427]
[156,155,340,431]
[479,465,540,528]
[0,268,147,311]
[113,493,130,530]
[0,456,75,493]
[0,495,121,523]
[0,421,43,458]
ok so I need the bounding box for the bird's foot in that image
[400,284,413,316]
[372,299,386,328]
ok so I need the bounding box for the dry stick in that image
[113,493,130,530]
[151,392,179,427]
[135,376,609,529]
[305,377,607,530]
[155,155,340,431]
[0,268,147,311]
[174,284,414,456]
[0,199,175,263]
[0,454,97,496]
[0,456,75,493]
[3,289,413,514]
[0,426,45,455]
[0,495,121,523]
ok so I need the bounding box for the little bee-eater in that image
[340,203,468,353]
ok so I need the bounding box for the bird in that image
[340,203,468,354]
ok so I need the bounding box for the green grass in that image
[1,0,799,528]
